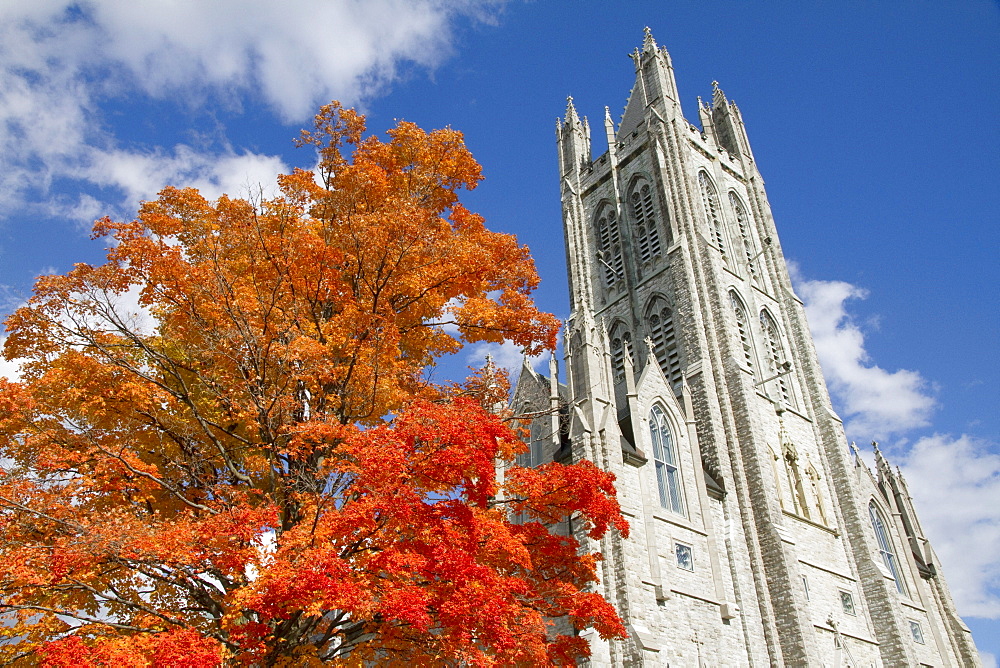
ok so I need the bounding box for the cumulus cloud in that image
[88,147,290,211]
[792,269,936,440]
[0,0,500,220]
[466,340,546,380]
[793,267,1000,622]
[896,434,1000,618]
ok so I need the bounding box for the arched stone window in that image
[609,323,632,384]
[760,309,792,405]
[870,501,908,595]
[729,192,760,285]
[698,172,728,265]
[595,205,624,287]
[517,420,546,469]
[630,182,662,264]
[649,405,684,514]
[646,297,681,386]
[729,291,757,376]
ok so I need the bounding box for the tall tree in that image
[0,104,627,666]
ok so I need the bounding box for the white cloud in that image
[981,650,997,668]
[0,0,501,220]
[793,268,1000,621]
[0,336,22,382]
[80,0,482,121]
[86,147,290,214]
[793,270,936,440]
[467,340,545,380]
[896,433,1000,619]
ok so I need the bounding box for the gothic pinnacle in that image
[564,95,580,124]
[712,80,727,108]
[642,25,657,52]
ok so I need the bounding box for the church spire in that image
[705,79,755,162]
[617,27,681,138]
[564,95,580,125]
[712,80,727,108]
[557,95,590,177]
[642,25,657,53]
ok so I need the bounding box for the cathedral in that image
[512,29,980,666]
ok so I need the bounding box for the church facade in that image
[512,29,979,666]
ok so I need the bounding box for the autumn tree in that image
[0,103,627,666]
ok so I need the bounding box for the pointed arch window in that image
[596,207,624,287]
[870,501,908,595]
[649,405,684,514]
[630,182,662,264]
[610,325,632,384]
[760,310,792,405]
[647,298,681,386]
[729,291,757,376]
[698,172,728,264]
[517,420,546,469]
[729,192,760,285]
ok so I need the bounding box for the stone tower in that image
[513,28,980,666]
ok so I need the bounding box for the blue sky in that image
[1,1,997,661]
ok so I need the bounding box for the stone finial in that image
[872,440,886,463]
[711,80,728,108]
[871,440,893,479]
[642,26,657,52]
[849,441,861,458]
[520,353,534,375]
[564,96,580,124]
[644,335,656,356]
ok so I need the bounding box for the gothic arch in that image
[644,295,682,386]
[869,499,908,596]
[868,499,906,596]
[697,171,730,265]
[759,308,794,406]
[608,319,633,384]
[647,403,685,515]
[626,175,664,265]
[593,200,624,288]
[727,191,762,286]
[728,289,758,377]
